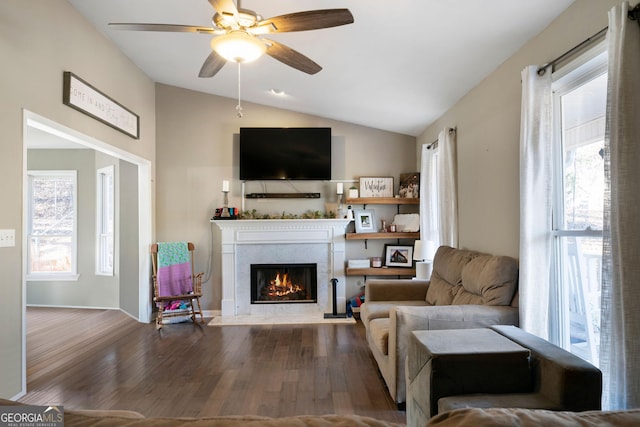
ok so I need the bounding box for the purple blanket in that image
[157,242,193,296]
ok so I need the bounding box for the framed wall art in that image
[63,71,140,139]
[354,210,376,233]
[399,172,420,198]
[359,177,394,198]
[383,244,414,268]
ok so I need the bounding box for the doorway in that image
[22,110,152,322]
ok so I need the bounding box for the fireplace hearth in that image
[251,263,317,304]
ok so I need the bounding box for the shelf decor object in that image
[359,177,394,198]
[399,172,420,198]
[384,244,414,268]
[354,210,376,233]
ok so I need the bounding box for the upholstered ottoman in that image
[406,328,531,427]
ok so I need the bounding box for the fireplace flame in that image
[268,272,304,297]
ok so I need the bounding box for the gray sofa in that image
[360,245,520,404]
[405,325,603,427]
[437,325,603,413]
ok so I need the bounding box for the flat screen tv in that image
[239,127,332,180]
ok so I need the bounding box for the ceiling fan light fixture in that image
[210,31,266,63]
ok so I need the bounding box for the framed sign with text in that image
[359,176,394,198]
[63,71,139,139]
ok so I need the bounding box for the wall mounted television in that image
[239,127,332,181]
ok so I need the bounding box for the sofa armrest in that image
[365,279,430,302]
[389,305,520,404]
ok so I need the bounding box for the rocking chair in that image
[150,242,204,329]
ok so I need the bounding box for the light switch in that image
[0,229,16,247]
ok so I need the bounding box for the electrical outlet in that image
[0,229,16,247]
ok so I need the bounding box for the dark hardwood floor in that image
[19,307,405,423]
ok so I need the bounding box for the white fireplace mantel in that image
[212,219,351,317]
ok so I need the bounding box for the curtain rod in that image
[537,27,607,76]
[427,127,456,150]
[537,4,640,76]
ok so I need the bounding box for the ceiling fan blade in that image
[208,0,238,18]
[198,51,226,78]
[108,23,217,34]
[263,39,321,75]
[257,9,353,33]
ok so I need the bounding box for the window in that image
[27,170,78,280]
[97,166,114,275]
[551,50,607,365]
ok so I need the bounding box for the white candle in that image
[336,182,343,195]
[222,180,230,192]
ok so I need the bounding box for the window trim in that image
[96,165,115,276]
[26,170,79,281]
[549,48,607,356]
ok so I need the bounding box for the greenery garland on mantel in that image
[240,209,337,220]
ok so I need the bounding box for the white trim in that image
[26,170,78,277]
[96,165,115,276]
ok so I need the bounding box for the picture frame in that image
[354,210,376,233]
[359,176,394,198]
[383,244,414,268]
[399,172,420,198]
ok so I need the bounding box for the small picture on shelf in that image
[399,172,420,198]
[383,244,414,268]
[354,210,376,233]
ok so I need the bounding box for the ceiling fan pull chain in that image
[236,62,243,118]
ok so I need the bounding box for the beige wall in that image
[0,0,155,398]
[417,0,620,258]
[155,84,418,309]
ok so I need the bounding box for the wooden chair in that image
[150,242,204,329]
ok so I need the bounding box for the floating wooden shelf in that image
[346,197,419,205]
[346,267,416,277]
[345,232,419,240]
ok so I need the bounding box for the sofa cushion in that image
[451,255,518,306]
[360,300,430,327]
[369,318,390,355]
[426,246,479,305]
[0,399,404,427]
[426,407,640,427]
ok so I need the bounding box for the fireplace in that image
[251,263,317,304]
[213,219,350,316]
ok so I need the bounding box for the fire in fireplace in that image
[251,263,317,304]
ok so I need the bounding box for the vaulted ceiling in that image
[67,0,575,136]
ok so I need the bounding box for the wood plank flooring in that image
[19,307,405,424]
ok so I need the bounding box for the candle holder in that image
[221,190,231,218]
[337,193,345,218]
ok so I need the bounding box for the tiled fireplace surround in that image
[213,219,351,317]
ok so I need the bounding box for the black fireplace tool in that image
[324,278,347,319]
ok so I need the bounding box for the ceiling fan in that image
[109,0,354,78]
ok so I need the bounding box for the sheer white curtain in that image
[420,143,438,248]
[600,1,640,410]
[519,66,554,340]
[437,129,458,247]
[419,128,458,249]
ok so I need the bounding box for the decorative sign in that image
[359,176,394,198]
[63,71,139,139]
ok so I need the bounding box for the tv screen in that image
[239,127,332,180]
